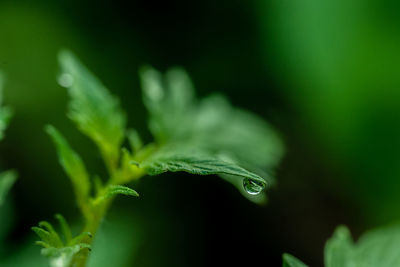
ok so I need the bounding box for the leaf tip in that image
[44,124,55,135]
[58,49,74,64]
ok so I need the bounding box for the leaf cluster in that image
[33,51,283,266]
[32,214,92,267]
[51,51,284,208]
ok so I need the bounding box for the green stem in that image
[72,144,153,266]
[73,173,145,267]
[74,199,111,267]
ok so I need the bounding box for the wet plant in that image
[32,51,284,267]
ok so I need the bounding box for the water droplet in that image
[58,73,74,88]
[243,178,265,195]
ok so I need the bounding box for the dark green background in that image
[1,0,400,266]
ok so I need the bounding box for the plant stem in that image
[73,170,145,266]
[73,198,111,267]
[72,144,151,267]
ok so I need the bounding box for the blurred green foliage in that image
[32,49,283,266]
[259,0,400,223]
[0,0,400,266]
[285,223,400,267]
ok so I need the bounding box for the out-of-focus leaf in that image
[324,226,355,267]
[192,95,284,170]
[32,214,92,267]
[139,67,283,201]
[127,129,143,155]
[41,244,90,267]
[353,224,400,266]
[32,224,63,248]
[0,170,17,206]
[282,253,308,267]
[58,50,126,168]
[285,224,400,267]
[326,224,400,267]
[140,67,195,143]
[55,214,72,245]
[46,125,90,199]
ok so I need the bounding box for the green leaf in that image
[324,226,355,267]
[127,129,143,155]
[32,227,55,247]
[140,67,195,143]
[354,224,400,266]
[38,221,64,247]
[103,185,139,198]
[94,185,139,205]
[286,224,400,267]
[139,67,283,200]
[325,224,400,267]
[46,125,90,199]
[141,146,266,191]
[282,253,309,267]
[0,170,17,206]
[32,215,92,267]
[195,95,284,171]
[55,214,73,244]
[58,50,126,169]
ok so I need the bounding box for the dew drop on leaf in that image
[243,178,265,195]
[58,73,74,88]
